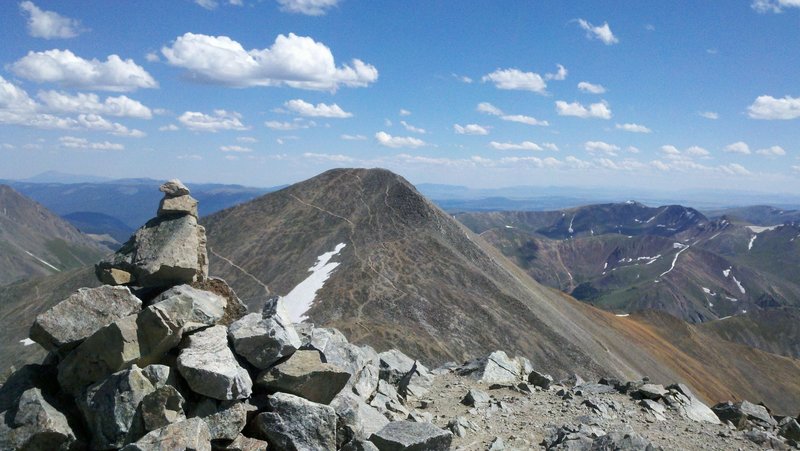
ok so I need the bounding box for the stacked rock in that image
[0,179,448,451]
[95,179,207,288]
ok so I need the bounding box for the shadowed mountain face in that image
[457,207,800,324]
[202,168,800,414]
[0,185,109,286]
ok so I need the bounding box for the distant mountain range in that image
[0,185,109,286]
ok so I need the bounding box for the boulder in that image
[712,400,777,429]
[331,391,389,447]
[225,434,270,451]
[158,194,198,218]
[96,213,208,288]
[634,384,668,400]
[58,314,141,394]
[663,384,720,425]
[256,349,351,404]
[456,351,521,385]
[141,364,177,389]
[377,349,434,398]
[0,388,77,451]
[369,421,452,451]
[253,392,337,451]
[528,370,554,389]
[461,388,492,408]
[176,325,252,401]
[30,285,142,353]
[140,385,186,432]
[191,277,247,326]
[136,284,226,363]
[120,417,212,451]
[369,380,409,421]
[306,328,379,399]
[342,440,380,451]
[79,365,156,449]
[159,179,190,197]
[779,418,800,442]
[228,298,302,369]
[446,417,476,438]
[199,401,249,441]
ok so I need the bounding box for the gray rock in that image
[331,391,389,447]
[229,298,302,369]
[79,365,156,449]
[137,284,226,363]
[456,351,521,385]
[377,349,434,398]
[342,440,380,451]
[0,388,76,451]
[779,418,800,442]
[634,384,668,400]
[663,384,720,425]
[489,436,505,451]
[58,314,142,395]
[574,383,616,396]
[353,363,380,401]
[190,277,248,326]
[158,194,198,218]
[407,411,433,423]
[461,388,491,408]
[120,417,212,451]
[256,349,351,404]
[30,285,142,353]
[528,370,554,389]
[200,401,249,441]
[306,328,378,399]
[96,213,208,288]
[224,434,270,451]
[446,417,476,438]
[177,325,252,401]
[140,385,186,432]
[744,429,789,450]
[141,364,177,389]
[369,421,452,451]
[159,179,190,197]
[640,399,666,415]
[253,392,337,451]
[592,429,659,450]
[712,400,777,429]
[369,380,409,421]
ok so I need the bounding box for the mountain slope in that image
[457,208,800,323]
[0,185,109,285]
[202,168,800,414]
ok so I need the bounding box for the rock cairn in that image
[1,179,798,450]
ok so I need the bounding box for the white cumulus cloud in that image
[10,49,157,92]
[756,145,786,156]
[453,124,489,135]
[277,0,340,15]
[699,111,719,119]
[490,141,543,151]
[577,19,619,45]
[477,102,503,116]
[179,110,248,132]
[19,1,85,39]
[615,123,651,133]
[545,64,568,81]
[265,118,316,130]
[161,32,377,91]
[577,81,606,94]
[482,68,547,94]
[37,91,152,119]
[59,136,123,150]
[375,131,425,148]
[340,134,367,141]
[584,141,620,156]
[720,163,751,176]
[556,100,612,119]
[220,145,252,152]
[747,95,800,120]
[500,114,549,126]
[751,0,800,13]
[724,141,751,155]
[685,146,711,157]
[283,99,352,118]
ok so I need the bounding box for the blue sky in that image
[0,0,799,193]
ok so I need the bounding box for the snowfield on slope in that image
[283,242,346,322]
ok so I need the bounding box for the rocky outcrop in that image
[30,285,142,353]
[96,179,207,287]
[256,349,351,404]
[228,297,302,369]
[253,392,337,451]
[176,325,252,401]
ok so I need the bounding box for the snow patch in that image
[732,275,746,294]
[23,250,60,272]
[603,262,608,270]
[20,338,35,346]
[746,225,779,233]
[722,268,731,278]
[748,235,756,251]
[701,287,717,296]
[567,214,576,234]
[615,313,630,317]
[658,244,690,279]
[504,225,515,229]
[283,243,346,323]
[725,296,738,302]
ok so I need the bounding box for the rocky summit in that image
[1,180,799,450]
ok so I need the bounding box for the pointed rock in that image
[229,297,301,369]
[377,349,434,398]
[369,421,452,451]
[177,325,252,401]
[30,285,142,353]
[256,349,351,404]
[79,365,156,449]
[0,388,77,451]
[253,392,337,451]
[159,179,190,197]
[120,417,212,451]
